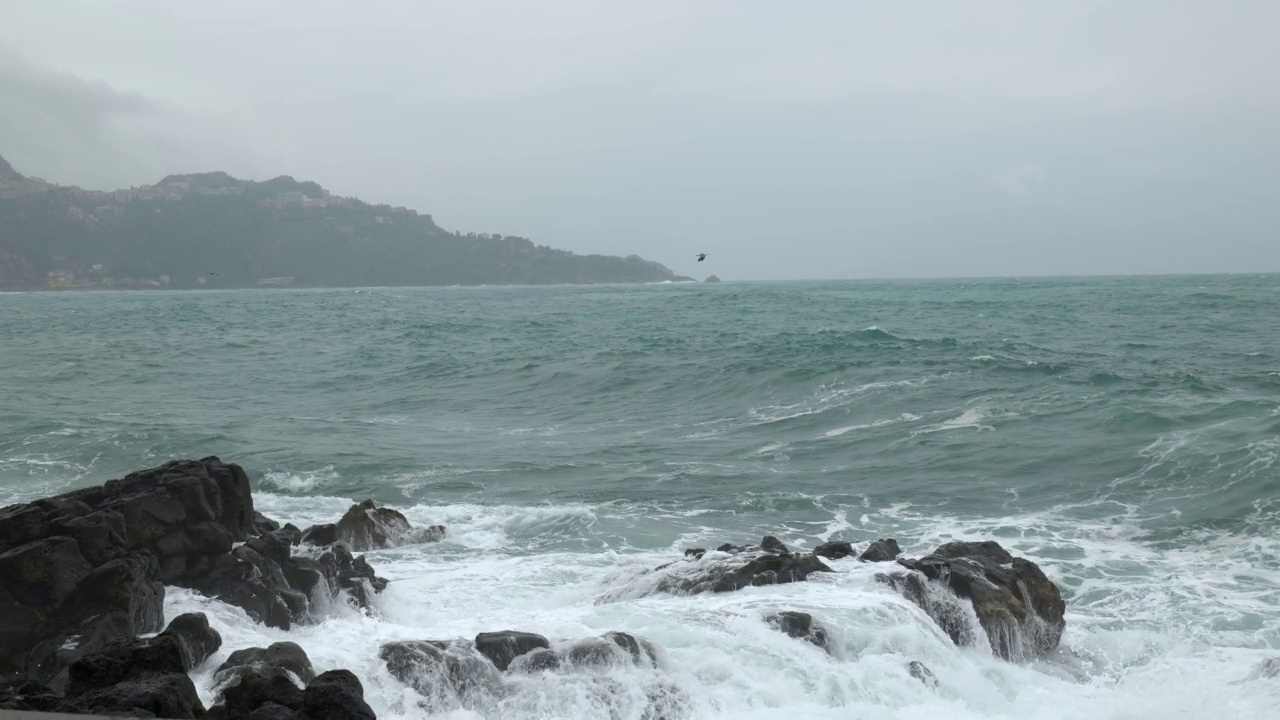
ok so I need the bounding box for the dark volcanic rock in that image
[646,537,834,597]
[318,543,389,609]
[300,523,338,546]
[510,647,561,673]
[61,671,204,719]
[813,540,855,560]
[66,632,188,697]
[0,680,62,712]
[54,632,204,718]
[0,456,252,685]
[214,641,316,693]
[893,540,1066,661]
[253,511,281,535]
[193,543,308,629]
[303,669,375,720]
[564,631,658,669]
[859,538,902,563]
[380,639,503,701]
[162,612,222,670]
[908,660,938,688]
[765,611,832,653]
[474,631,551,672]
[305,499,446,551]
[220,671,305,718]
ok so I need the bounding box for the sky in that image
[2,0,1278,280]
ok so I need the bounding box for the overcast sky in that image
[2,1,1278,280]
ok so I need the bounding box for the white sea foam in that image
[822,413,923,438]
[156,497,1280,720]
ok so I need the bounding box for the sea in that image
[2,275,1278,719]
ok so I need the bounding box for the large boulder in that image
[303,499,445,551]
[859,539,902,562]
[303,669,375,720]
[765,611,832,654]
[162,612,222,670]
[213,641,316,693]
[49,632,205,718]
[813,541,855,560]
[474,631,551,672]
[379,639,503,703]
[193,541,308,629]
[0,456,252,685]
[891,540,1065,661]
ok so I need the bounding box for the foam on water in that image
[163,496,1280,720]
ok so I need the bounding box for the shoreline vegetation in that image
[0,153,692,291]
[1,457,1081,719]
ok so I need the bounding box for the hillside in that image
[0,155,686,289]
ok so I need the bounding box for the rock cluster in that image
[0,457,448,719]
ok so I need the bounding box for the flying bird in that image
[696,253,708,262]
[209,272,219,276]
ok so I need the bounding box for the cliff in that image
[0,155,687,289]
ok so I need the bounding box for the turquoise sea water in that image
[3,276,1279,718]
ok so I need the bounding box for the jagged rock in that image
[683,548,706,559]
[891,540,1066,661]
[474,631,551,672]
[162,612,222,670]
[65,632,188,697]
[214,642,316,693]
[379,639,503,701]
[813,541,855,560]
[303,669,375,720]
[318,543,388,609]
[219,671,304,718]
[300,523,338,546]
[0,680,62,712]
[253,511,281,535]
[307,499,446,551]
[48,631,205,718]
[60,671,204,719]
[644,537,833,597]
[765,611,832,653]
[192,543,308,629]
[908,660,938,688]
[0,456,251,685]
[760,536,789,554]
[860,538,901,562]
[510,647,561,673]
[564,632,659,669]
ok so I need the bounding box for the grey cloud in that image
[2,0,1279,278]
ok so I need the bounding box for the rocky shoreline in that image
[1,457,1081,718]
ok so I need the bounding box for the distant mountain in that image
[0,154,688,290]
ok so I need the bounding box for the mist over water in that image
[3,276,1279,718]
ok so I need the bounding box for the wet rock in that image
[683,548,706,560]
[765,611,831,653]
[565,632,659,669]
[214,641,316,693]
[253,511,281,535]
[336,499,440,550]
[474,631,551,671]
[318,543,389,609]
[300,523,338,547]
[649,537,834,596]
[162,612,222,670]
[893,540,1066,661]
[380,639,503,701]
[860,538,902,563]
[65,632,188,697]
[510,647,561,672]
[60,671,204,719]
[813,541,855,560]
[760,536,790,554]
[0,456,251,685]
[192,543,307,629]
[908,660,938,688]
[303,669,375,720]
[220,671,305,718]
[0,680,62,712]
